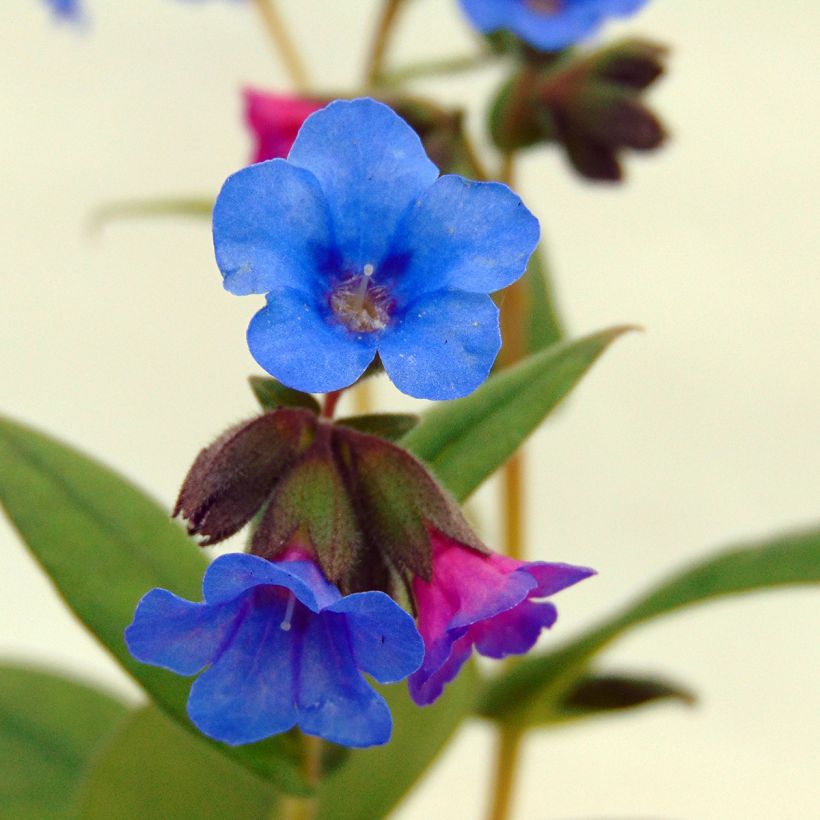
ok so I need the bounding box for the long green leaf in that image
[521,246,563,354]
[89,197,213,233]
[479,525,820,723]
[0,415,305,793]
[401,326,632,500]
[318,662,479,820]
[0,664,129,820]
[77,706,278,820]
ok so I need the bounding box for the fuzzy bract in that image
[408,530,595,705]
[212,97,540,400]
[459,0,650,52]
[125,552,424,747]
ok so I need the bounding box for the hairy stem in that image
[364,0,407,88]
[487,726,523,820]
[252,0,311,92]
[377,51,494,87]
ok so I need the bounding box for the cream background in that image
[1,1,819,818]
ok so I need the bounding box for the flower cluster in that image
[126,98,594,750]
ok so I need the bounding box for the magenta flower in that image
[243,89,324,164]
[408,531,594,705]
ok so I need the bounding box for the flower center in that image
[329,264,391,333]
[524,0,563,14]
[280,591,297,632]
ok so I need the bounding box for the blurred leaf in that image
[249,376,321,414]
[77,706,277,820]
[521,247,563,354]
[318,662,479,820]
[546,671,695,726]
[90,197,213,233]
[336,413,419,442]
[401,326,633,500]
[480,525,820,724]
[0,664,128,820]
[0,415,306,793]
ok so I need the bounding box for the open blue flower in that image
[212,98,539,400]
[459,0,650,52]
[125,553,424,747]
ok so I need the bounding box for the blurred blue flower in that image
[213,98,539,400]
[125,553,424,747]
[43,0,82,21]
[459,0,650,52]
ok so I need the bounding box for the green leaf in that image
[0,664,129,820]
[318,662,479,820]
[0,415,305,793]
[401,326,633,500]
[249,376,321,414]
[336,413,419,442]
[77,706,278,820]
[546,671,695,726]
[521,247,563,354]
[479,525,820,724]
[89,197,213,233]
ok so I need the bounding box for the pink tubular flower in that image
[243,89,323,163]
[408,530,595,705]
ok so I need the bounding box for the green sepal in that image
[336,413,419,442]
[249,376,321,414]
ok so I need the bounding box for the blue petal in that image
[327,591,424,683]
[391,175,539,299]
[379,290,500,399]
[213,159,333,296]
[525,562,597,597]
[202,554,341,612]
[247,288,377,393]
[187,588,298,745]
[288,99,439,271]
[457,0,509,32]
[296,612,392,747]
[124,588,243,675]
[512,4,602,50]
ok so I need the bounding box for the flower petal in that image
[379,290,501,399]
[124,588,243,675]
[288,99,439,271]
[296,612,392,747]
[471,600,558,658]
[408,632,474,706]
[524,561,597,597]
[202,553,340,612]
[247,288,378,394]
[458,0,509,31]
[187,588,298,745]
[213,159,333,296]
[326,591,424,683]
[392,175,539,298]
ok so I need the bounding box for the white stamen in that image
[280,591,296,631]
[351,264,375,312]
[363,263,375,277]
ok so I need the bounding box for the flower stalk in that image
[252,0,311,93]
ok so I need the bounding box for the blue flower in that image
[43,0,82,21]
[458,0,650,52]
[212,98,540,400]
[125,553,424,747]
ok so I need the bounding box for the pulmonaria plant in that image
[213,97,540,400]
[459,0,650,52]
[126,552,423,746]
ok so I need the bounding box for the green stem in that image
[252,0,311,93]
[487,726,524,820]
[363,0,408,89]
[281,734,323,820]
[376,51,494,87]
